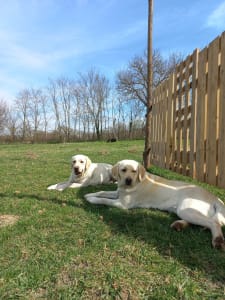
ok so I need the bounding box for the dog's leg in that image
[208,222,225,250]
[47,181,69,191]
[84,191,126,209]
[69,182,82,188]
[170,220,190,231]
[47,184,58,190]
[176,207,225,250]
[85,196,126,209]
[85,190,118,199]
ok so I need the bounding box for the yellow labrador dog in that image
[85,159,225,249]
[47,154,113,191]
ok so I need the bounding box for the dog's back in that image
[86,163,113,185]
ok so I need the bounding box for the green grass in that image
[0,140,224,299]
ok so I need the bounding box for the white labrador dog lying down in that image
[85,159,225,249]
[47,154,113,191]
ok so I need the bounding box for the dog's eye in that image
[73,160,76,164]
[132,170,137,173]
[121,168,127,172]
[80,160,84,164]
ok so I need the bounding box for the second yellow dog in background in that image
[47,154,113,191]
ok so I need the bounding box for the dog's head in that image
[112,160,146,188]
[71,154,92,177]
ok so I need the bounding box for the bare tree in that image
[0,100,8,133]
[77,69,110,140]
[116,53,147,106]
[28,88,42,142]
[6,109,19,142]
[14,89,31,140]
[57,77,74,141]
[47,77,75,142]
[71,84,91,140]
[116,49,183,108]
[47,79,62,140]
[40,91,49,141]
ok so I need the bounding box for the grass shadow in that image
[2,184,224,287]
[76,186,225,286]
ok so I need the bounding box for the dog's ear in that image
[138,164,146,182]
[85,156,92,171]
[111,163,119,180]
[71,156,75,168]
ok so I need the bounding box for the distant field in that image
[0,140,224,299]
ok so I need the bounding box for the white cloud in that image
[0,42,48,71]
[205,2,225,29]
[0,27,82,72]
[0,0,148,105]
[0,90,15,105]
[0,76,20,104]
[6,45,49,69]
[120,19,147,39]
[90,19,147,53]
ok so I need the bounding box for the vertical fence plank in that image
[156,88,160,165]
[171,68,179,172]
[155,86,160,166]
[182,55,191,175]
[195,47,207,182]
[174,64,183,173]
[218,32,225,188]
[165,74,174,169]
[160,81,167,167]
[151,90,156,165]
[158,84,163,167]
[205,37,220,186]
[189,49,199,179]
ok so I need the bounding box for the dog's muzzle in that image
[125,177,132,186]
[74,167,82,175]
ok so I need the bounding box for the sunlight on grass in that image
[0,140,224,299]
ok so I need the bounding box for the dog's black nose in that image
[125,177,132,186]
[74,167,80,174]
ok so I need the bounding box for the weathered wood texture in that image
[150,32,225,188]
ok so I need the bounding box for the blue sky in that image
[1,0,225,104]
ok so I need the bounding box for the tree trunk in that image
[143,0,153,168]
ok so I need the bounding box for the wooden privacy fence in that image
[150,31,225,188]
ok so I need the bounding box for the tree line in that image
[0,50,182,143]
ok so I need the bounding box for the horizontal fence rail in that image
[150,31,225,188]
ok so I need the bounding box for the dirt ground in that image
[0,215,19,227]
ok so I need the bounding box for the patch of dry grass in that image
[0,215,19,227]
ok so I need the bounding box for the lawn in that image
[0,140,224,299]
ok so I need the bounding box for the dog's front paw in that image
[47,184,64,191]
[47,184,57,190]
[84,194,91,201]
[84,194,96,203]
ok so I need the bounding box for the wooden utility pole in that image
[143,0,153,168]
